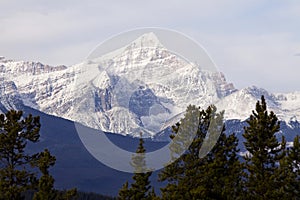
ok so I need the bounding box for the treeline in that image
[118,96,300,200]
[23,191,115,200]
[1,96,299,199]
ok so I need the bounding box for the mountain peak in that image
[242,86,272,99]
[128,32,163,49]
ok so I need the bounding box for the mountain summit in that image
[72,32,236,136]
[128,32,164,48]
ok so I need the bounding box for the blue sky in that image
[0,0,299,92]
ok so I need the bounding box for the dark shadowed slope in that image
[22,106,167,196]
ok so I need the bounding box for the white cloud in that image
[0,0,299,92]
[198,32,300,92]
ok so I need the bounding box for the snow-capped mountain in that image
[0,33,299,138]
[215,86,300,123]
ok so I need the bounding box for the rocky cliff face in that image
[0,78,23,112]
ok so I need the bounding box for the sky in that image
[0,0,300,93]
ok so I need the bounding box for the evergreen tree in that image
[56,188,77,200]
[118,181,131,200]
[148,187,159,200]
[0,110,41,200]
[277,135,300,199]
[288,135,300,176]
[33,149,57,200]
[243,96,286,199]
[130,137,152,199]
[118,137,154,200]
[0,110,77,200]
[159,105,208,199]
[33,149,77,200]
[159,105,243,199]
[289,135,300,196]
[191,132,244,199]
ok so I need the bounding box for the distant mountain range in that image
[1,32,299,139]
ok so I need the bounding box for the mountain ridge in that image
[0,32,299,137]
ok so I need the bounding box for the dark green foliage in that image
[191,132,244,200]
[56,188,77,200]
[0,110,41,200]
[243,96,287,199]
[288,136,300,176]
[24,190,114,200]
[118,137,154,200]
[117,98,300,199]
[118,181,130,200]
[33,149,56,200]
[289,136,300,196]
[32,148,77,200]
[276,135,300,199]
[148,187,159,200]
[130,138,152,199]
[74,191,116,200]
[159,105,244,199]
[0,110,77,200]
[159,105,210,199]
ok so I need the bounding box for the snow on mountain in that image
[216,86,279,120]
[0,32,299,137]
[0,56,77,116]
[69,32,237,136]
[215,86,300,125]
[274,92,300,123]
[0,78,23,112]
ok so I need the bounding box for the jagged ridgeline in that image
[1,33,299,139]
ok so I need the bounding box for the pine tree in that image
[118,136,154,200]
[33,149,57,200]
[0,110,41,200]
[0,110,77,200]
[33,149,77,200]
[289,135,300,196]
[278,135,300,199]
[148,187,160,200]
[243,96,286,199]
[118,181,131,200]
[274,147,298,199]
[191,132,244,199]
[159,105,207,199]
[159,105,244,199]
[288,135,300,176]
[56,189,77,200]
